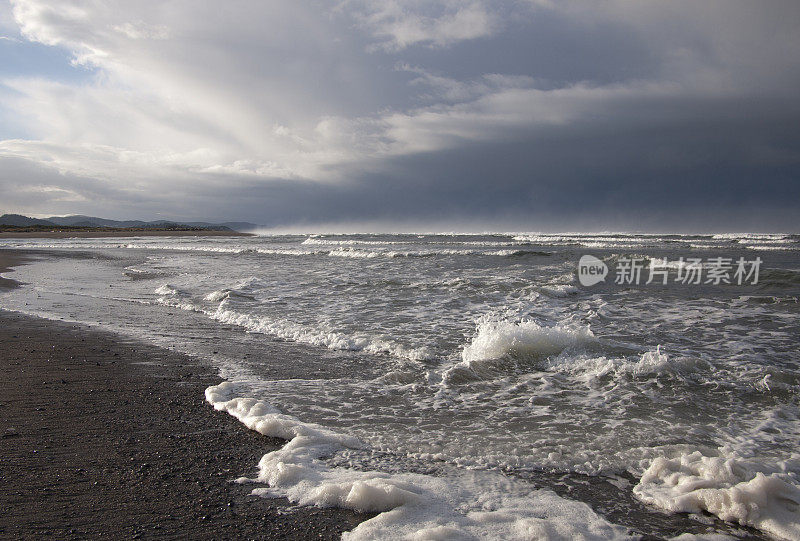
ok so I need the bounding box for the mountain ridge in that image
[0,214,259,232]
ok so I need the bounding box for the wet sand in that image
[0,250,28,289]
[0,259,371,539]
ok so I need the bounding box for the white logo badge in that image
[577,255,608,286]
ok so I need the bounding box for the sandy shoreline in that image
[0,230,253,239]
[0,253,370,538]
[0,250,29,289]
[0,248,773,540]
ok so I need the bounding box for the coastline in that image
[0,260,370,539]
[0,230,254,239]
[0,247,780,540]
[0,250,29,289]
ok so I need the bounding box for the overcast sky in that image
[1,0,799,231]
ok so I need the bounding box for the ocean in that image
[2,232,799,540]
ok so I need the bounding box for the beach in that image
[0,250,27,289]
[1,235,796,540]
[0,251,369,539]
[2,1,797,537]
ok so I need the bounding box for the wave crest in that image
[461,317,596,364]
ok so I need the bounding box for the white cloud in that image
[376,80,687,155]
[4,0,386,182]
[19,184,87,201]
[344,0,499,51]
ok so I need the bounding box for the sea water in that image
[1,233,798,539]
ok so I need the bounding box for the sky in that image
[0,0,799,231]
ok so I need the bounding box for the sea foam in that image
[461,317,596,364]
[206,381,632,541]
[154,284,179,296]
[441,317,597,384]
[634,451,800,540]
[209,303,434,362]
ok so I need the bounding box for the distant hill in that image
[0,214,57,227]
[46,215,147,227]
[0,214,259,232]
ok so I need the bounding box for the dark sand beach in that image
[0,251,369,539]
[0,250,28,289]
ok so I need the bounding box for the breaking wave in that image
[461,317,597,364]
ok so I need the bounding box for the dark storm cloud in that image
[201,112,800,231]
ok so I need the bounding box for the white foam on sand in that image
[633,450,800,540]
[669,534,738,541]
[206,381,633,541]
